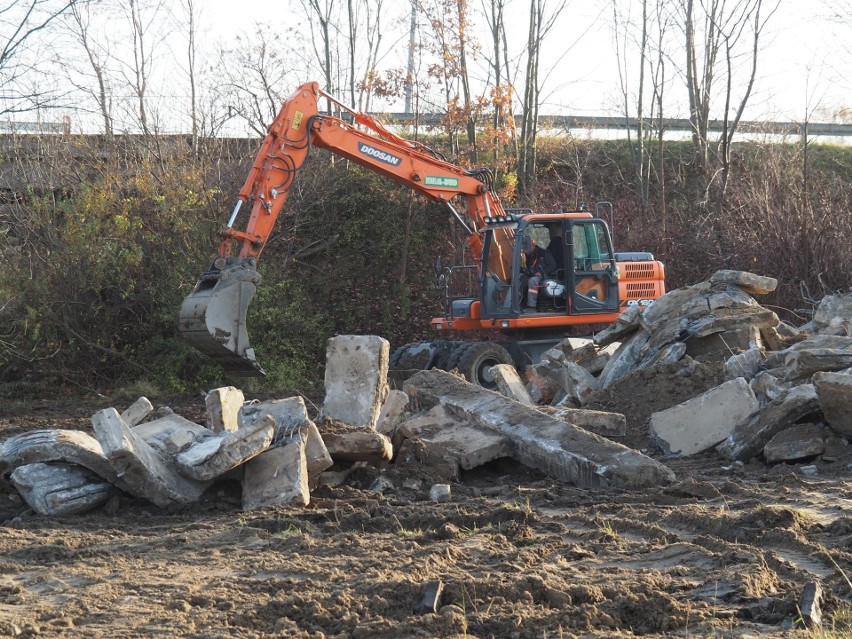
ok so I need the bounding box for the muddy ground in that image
[0,393,851,639]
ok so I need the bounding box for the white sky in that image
[201,0,851,123]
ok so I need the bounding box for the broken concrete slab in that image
[239,397,310,442]
[132,414,212,455]
[749,371,791,405]
[10,462,114,516]
[725,348,764,382]
[685,326,762,359]
[650,378,760,456]
[783,349,852,381]
[321,430,393,463]
[398,407,512,470]
[763,424,826,464]
[813,371,852,437]
[559,361,600,406]
[763,335,852,369]
[708,270,778,295]
[489,364,534,405]
[570,341,619,375]
[301,420,334,479]
[242,439,309,509]
[638,341,687,370]
[121,397,154,427]
[376,390,410,435]
[813,294,852,335]
[176,414,275,481]
[717,384,821,462]
[0,429,121,486]
[92,408,210,508]
[538,406,627,439]
[205,386,244,433]
[598,330,651,389]
[320,335,390,429]
[404,369,674,489]
[594,305,641,347]
[524,359,566,405]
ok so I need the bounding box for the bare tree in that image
[0,0,76,116]
[178,0,200,151]
[65,1,113,135]
[517,0,566,197]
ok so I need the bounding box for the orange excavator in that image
[179,81,666,386]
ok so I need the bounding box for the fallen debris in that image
[2,275,851,521]
[92,408,211,508]
[405,369,674,489]
[204,386,244,433]
[10,462,115,516]
[650,378,759,456]
[320,335,390,429]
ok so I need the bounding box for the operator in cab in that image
[522,239,557,311]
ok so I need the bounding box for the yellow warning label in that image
[292,111,304,130]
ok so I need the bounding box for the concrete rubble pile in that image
[523,270,852,468]
[1,271,848,516]
[0,334,678,516]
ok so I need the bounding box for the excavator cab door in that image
[567,219,619,314]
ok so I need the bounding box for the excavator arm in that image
[179,81,513,375]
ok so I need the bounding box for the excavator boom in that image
[179,82,510,375]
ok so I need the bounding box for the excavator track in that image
[178,258,265,376]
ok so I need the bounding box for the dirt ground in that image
[1,392,851,639]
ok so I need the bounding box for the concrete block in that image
[813,294,852,335]
[322,430,393,462]
[650,378,760,456]
[524,360,564,404]
[10,462,114,516]
[639,341,687,369]
[684,325,762,358]
[301,420,334,478]
[813,371,852,437]
[176,414,275,481]
[92,408,211,508]
[239,397,310,442]
[725,348,764,381]
[133,414,213,455]
[404,369,674,489]
[708,270,778,295]
[489,364,534,405]
[376,390,410,435]
[572,342,620,375]
[598,330,650,389]
[750,371,791,404]
[398,408,512,470]
[557,337,594,356]
[594,305,641,347]
[717,384,821,462]
[539,406,627,438]
[784,349,852,381]
[560,361,600,406]
[242,440,309,509]
[763,335,852,369]
[763,424,826,464]
[320,335,389,429]
[205,386,245,433]
[121,397,154,427]
[0,429,121,485]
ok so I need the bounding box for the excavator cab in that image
[478,213,620,319]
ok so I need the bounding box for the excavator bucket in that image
[178,259,265,376]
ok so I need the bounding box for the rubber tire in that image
[453,342,514,389]
[389,343,432,370]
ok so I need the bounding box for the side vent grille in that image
[625,282,657,298]
[621,263,655,279]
